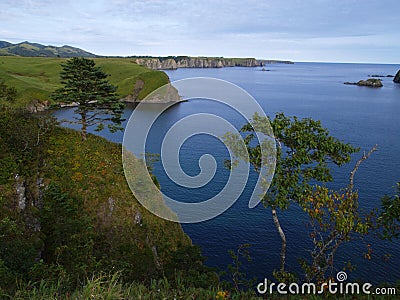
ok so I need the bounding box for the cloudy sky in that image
[1,0,399,63]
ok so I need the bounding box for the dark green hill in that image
[0,41,12,48]
[0,40,97,58]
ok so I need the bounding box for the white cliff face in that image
[133,57,259,70]
[15,174,26,210]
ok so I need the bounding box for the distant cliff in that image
[132,56,293,70]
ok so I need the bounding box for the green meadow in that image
[0,56,169,108]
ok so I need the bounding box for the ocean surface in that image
[54,62,400,284]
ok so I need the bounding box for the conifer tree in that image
[52,57,124,140]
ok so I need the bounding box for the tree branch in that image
[349,144,378,191]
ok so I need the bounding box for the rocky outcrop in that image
[368,74,394,78]
[139,83,182,103]
[394,70,400,83]
[15,174,27,210]
[344,78,383,88]
[26,100,50,113]
[133,57,260,70]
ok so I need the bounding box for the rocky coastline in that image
[132,56,293,70]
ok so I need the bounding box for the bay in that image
[54,62,400,284]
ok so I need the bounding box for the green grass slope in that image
[0,114,208,292]
[0,56,169,108]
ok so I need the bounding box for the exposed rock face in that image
[15,174,26,210]
[344,78,383,88]
[138,82,182,103]
[394,70,400,83]
[133,57,259,70]
[26,100,50,113]
[108,197,115,217]
[134,210,142,225]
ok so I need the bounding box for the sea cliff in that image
[132,56,293,70]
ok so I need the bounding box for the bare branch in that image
[349,144,378,191]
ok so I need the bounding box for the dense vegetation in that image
[0,56,169,108]
[0,108,220,297]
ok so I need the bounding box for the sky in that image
[1,0,399,63]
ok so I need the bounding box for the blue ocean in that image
[55,62,400,284]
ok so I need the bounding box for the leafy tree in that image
[0,108,55,179]
[377,182,400,240]
[40,184,96,280]
[51,57,124,140]
[225,112,359,274]
[299,146,376,282]
[226,244,256,292]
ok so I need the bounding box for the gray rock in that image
[394,70,400,83]
[15,174,26,210]
[108,197,115,217]
[344,78,383,88]
[134,210,142,225]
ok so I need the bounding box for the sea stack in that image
[394,70,400,83]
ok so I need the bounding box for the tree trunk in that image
[80,112,87,141]
[272,207,286,272]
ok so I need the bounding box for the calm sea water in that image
[55,62,400,284]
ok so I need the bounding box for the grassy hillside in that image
[0,56,169,108]
[0,110,218,295]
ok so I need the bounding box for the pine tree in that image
[51,57,124,140]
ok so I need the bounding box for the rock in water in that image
[344,78,383,88]
[394,70,400,83]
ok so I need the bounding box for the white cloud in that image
[0,0,399,62]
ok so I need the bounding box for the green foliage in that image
[226,244,256,292]
[226,112,359,210]
[3,272,399,299]
[224,112,360,275]
[0,108,55,178]
[40,184,96,281]
[0,217,42,276]
[299,186,372,281]
[0,104,209,294]
[378,182,400,240]
[51,57,124,139]
[163,244,218,288]
[135,70,169,100]
[0,78,17,105]
[0,109,55,283]
[0,272,263,300]
[256,112,358,209]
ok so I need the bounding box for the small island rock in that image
[394,70,400,83]
[344,78,383,88]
